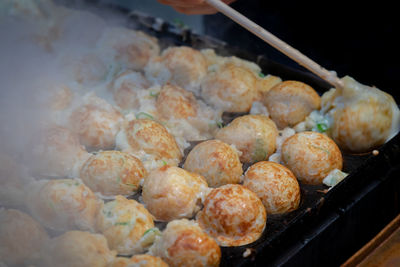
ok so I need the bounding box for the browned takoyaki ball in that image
[68,94,124,150]
[263,80,321,129]
[97,26,160,71]
[156,83,199,120]
[200,63,258,112]
[96,195,155,255]
[281,131,343,184]
[215,114,278,164]
[110,255,168,267]
[79,150,147,197]
[149,219,221,267]
[145,46,207,92]
[39,230,116,267]
[0,208,49,266]
[196,184,266,246]
[116,119,182,167]
[243,161,301,214]
[26,178,100,232]
[142,165,209,222]
[111,70,151,110]
[183,139,243,187]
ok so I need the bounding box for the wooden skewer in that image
[204,0,344,89]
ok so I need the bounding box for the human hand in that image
[157,0,237,15]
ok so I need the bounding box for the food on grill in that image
[26,178,100,232]
[25,125,91,177]
[263,80,321,129]
[200,63,259,112]
[196,184,267,246]
[183,139,243,187]
[0,208,49,266]
[116,118,183,171]
[96,195,154,255]
[111,70,151,110]
[243,161,300,214]
[145,46,207,93]
[320,76,400,153]
[281,131,343,184]
[80,150,147,197]
[97,26,160,71]
[149,219,221,267]
[38,230,116,267]
[142,165,209,222]
[110,254,168,267]
[215,114,278,163]
[68,93,124,150]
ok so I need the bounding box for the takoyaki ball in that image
[149,219,221,267]
[111,70,151,110]
[116,119,182,167]
[26,178,100,232]
[200,63,258,112]
[183,140,242,188]
[142,165,209,222]
[110,255,168,267]
[97,26,160,71]
[281,131,343,185]
[322,76,400,153]
[263,80,321,129]
[243,161,300,214]
[0,208,49,266]
[68,93,124,150]
[145,46,207,92]
[39,231,116,267]
[215,114,278,164]
[196,184,266,247]
[72,53,108,86]
[26,125,91,177]
[156,83,198,120]
[96,195,154,255]
[80,151,147,197]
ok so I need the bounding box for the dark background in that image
[204,0,400,99]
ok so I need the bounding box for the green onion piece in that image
[143,227,161,237]
[149,91,159,97]
[216,121,224,128]
[114,222,129,226]
[162,160,167,166]
[136,112,155,120]
[173,18,186,28]
[258,72,266,78]
[316,123,328,133]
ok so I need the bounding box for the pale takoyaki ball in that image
[263,80,321,129]
[68,93,124,150]
[145,46,207,92]
[96,195,154,255]
[39,231,116,267]
[116,119,182,167]
[215,114,278,164]
[183,140,242,188]
[0,208,49,266]
[196,184,266,247]
[26,178,100,232]
[243,161,300,214]
[156,83,198,120]
[142,165,209,222]
[97,26,160,71]
[200,63,258,112]
[79,151,147,197]
[322,76,400,153]
[149,219,221,267]
[281,131,343,185]
[110,255,168,267]
[26,125,91,177]
[111,70,151,110]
